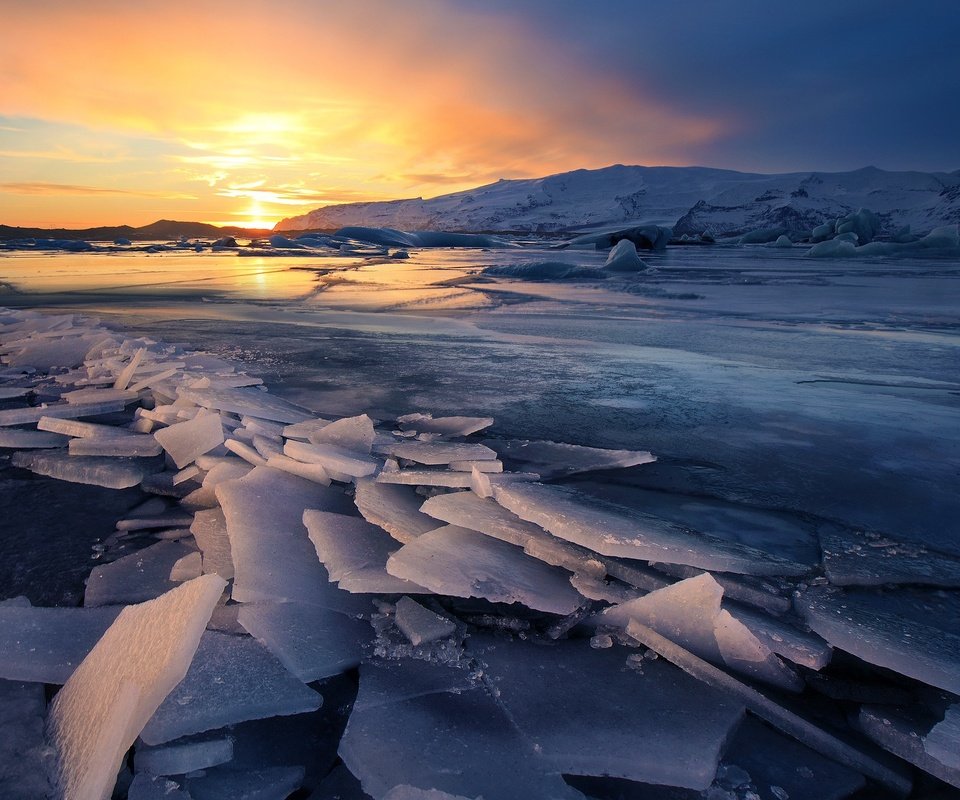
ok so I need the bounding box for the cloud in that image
[0,182,195,199]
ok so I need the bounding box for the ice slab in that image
[6,334,111,370]
[62,387,139,405]
[177,385,313,423]
[341,658,583,800]
[190,508,235,580]
[154,413,225,469]
[470,635,743,788]
[0,680,53,799]
[379,441,498,465]
[127,775,191,800]
[820,524,960,587]
[0,399,128,427]
[183,766,305,800]
[353,479,438,543]
[492,482,809,575]
[859,705,960,789]
[394,597,456,646]
[397,413,494,437]
[140,631,322,745]
[796,586,960,694]
[238,601,372,682]
[11,450,150,489]
[305,510,428,594]
[224,438,268,466]
[217,467,367,613]
[731,603,832,671]
[85,541,198,607]
[0,428,69,448]
[0,605,122,683]
[283,440,378,479]
[170,551,202,582]
[252,434,282,459]
[486,438,655,479]
[46,575,225,800]
[265,453,331,485]
[68,434,163,457]
[376,469,472,488]
[135,736,233,776]
[281,417,332,440]
[386,525,583,614]
[308,413,376,453]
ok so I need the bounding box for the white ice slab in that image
[0,399,128,427]
[140,631,322,745]
[304,510,428,594]
[238,601,372,682]
[177,385,313,423]
[379,441,498,465]
[11,450,150,489]
[386,525,583,614]
[375,469,472,488]
[308,414,376,453]
[69,435,163,457]
[265,453,331,485]
[0,605,122,683]
[46,575,225,800]
[354,479,438,543]
[281,417,333,440]
[190,508,235,580]
[224,437,268,466]
[154,413,225,469]
[85,541,199,607]
[283,439,378,478]
[397,412,494,437]
[394,597,456,646]
[486,438,655,479]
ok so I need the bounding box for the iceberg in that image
[602,239,648,272]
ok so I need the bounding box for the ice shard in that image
[177,385,313,423]
[68,435,163,457]
[378,441,498,465]
[397,413,494,437]
[11,450,151,489]
[394,597,456,646]
[354,479,452,543]
[386,525,583,614]
[308,413,376,453]
[283,440,378,479]
[46,575,226,800]
[135,736,234,776]
[190,508,235,580]
[154,413,225,469]
[85,541,200,607]
[486,438,655,479]
[859,705,960,789]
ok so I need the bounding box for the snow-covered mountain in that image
[275,164,960,237]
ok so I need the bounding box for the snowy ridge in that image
[2,309,960,798]
[276,164,960,237]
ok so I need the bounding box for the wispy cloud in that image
[0,182,196,199]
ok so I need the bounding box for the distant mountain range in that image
[276,164,960,237]
[0,219,272,242]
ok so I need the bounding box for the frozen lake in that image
[3,243,957,557]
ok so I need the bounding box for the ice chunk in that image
[241,415,285,438]
[394,597,456,646]
[68,434,163,457]
[340,659,582,800]
[127,775,191,799]
[170,551,202,582]
[183,766,305,800]
[603,239,648,272]
[265,453,331,485]
[113,347,146,391]
[135,736,233,776]
[217,466,367,613]
[140,631,322,745]
[308,414,376,453]
[378,441,497,465]
[485,439,655,479]
[38,416,136,438]
[283,439,377,478]
[493,482,809,575]
[859,705,960,789]
[154,413,225,469]
[62,387,139,405]
[354,479,438,543]
[238,601,372,682]
[387,525,583,614]
[86,541,199,607]
[46,575,226,800]
[177,385,313,423]
[449,459,502,472]
[0,680,53,799]
[731,603,832,670]
[190,508,235,580]
[224,437,268,466]
[11,449,150,488]
[397,413,494,437]
[925,704,960,771]
[304,510,428,594]
[0,605,121,683]
[6,334,112,370]
[796,586,960,693]
[252,434,282,460]
[281,417,333,440]
[470,635,743,788]
[0,428,69,448]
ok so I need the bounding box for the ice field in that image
[0,238,958,799]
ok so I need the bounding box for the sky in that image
[1,0,957,229]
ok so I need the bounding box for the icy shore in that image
[0,308,958,799]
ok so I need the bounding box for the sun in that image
[240,198,278,230]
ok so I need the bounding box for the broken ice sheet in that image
[492,482,811,576]
[486,438,655,479]
[140,631,322,745]
[305,510,428,594]
[154,412,225,469]
[190,507,235,579]
[376,469,473,488]
[354,478,438,543]
[394,596,456,646]
[397,412,494,437]
[469,634,744,789]
[134,736,234,776]
[797,586,960,694]
[238,601,372,682]
[0,428,69,448]
[0,398,129,427]
[177,385,313,423]
[386,524,583,614]
[377,440,498,465]
[85,540,199,607]
[68,434,163,457]
[11,449,152,489]
[819,523,960,587]
[0,680,53,799]
[0,605,122,683]
[46,575,226,800]
[217,466,370,615]
[308,413,376,453]
[340,658,584,800]
[283,439,378,479]
[127,775,191,800]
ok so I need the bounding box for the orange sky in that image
[0,0,727,228]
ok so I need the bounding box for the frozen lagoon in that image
[0,240,958,798]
